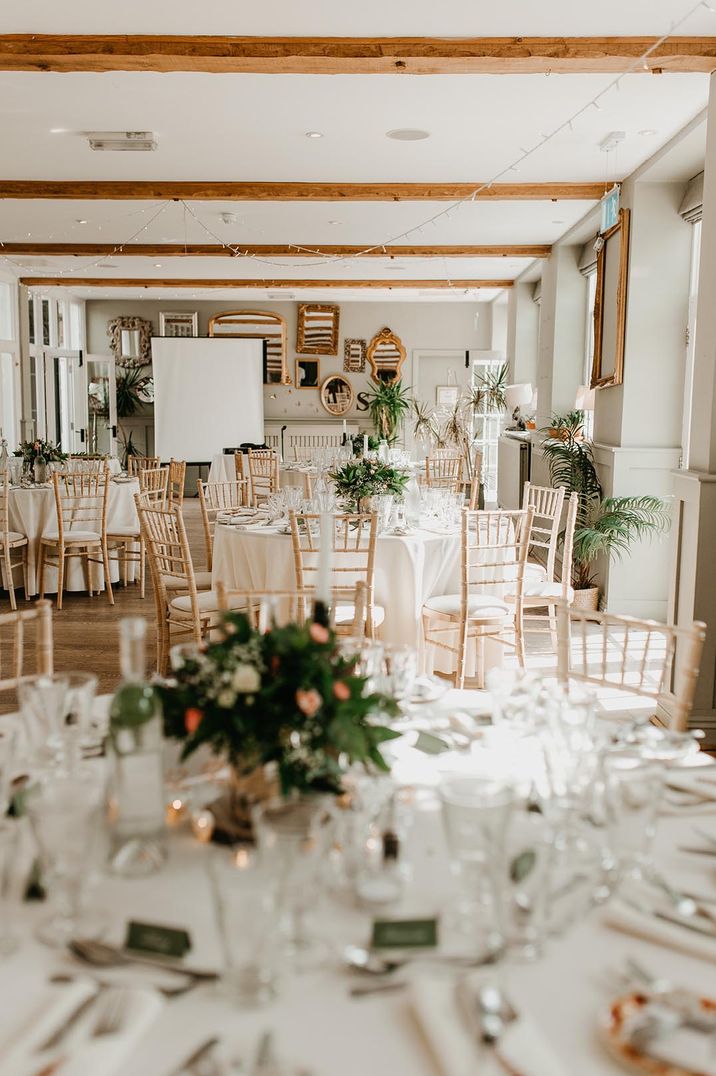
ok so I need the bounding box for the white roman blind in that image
[679,171,704,224]
[578,236,599,276]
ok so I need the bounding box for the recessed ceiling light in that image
[305,131,324,139]
[50,127,67,134]
[154,263,163,268]
[638,128,657,136]
[328,220,341,226]
[75,219,88,225]
[552,219,565,224]
[386,129,431,141]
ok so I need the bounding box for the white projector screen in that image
[152,337,264,461]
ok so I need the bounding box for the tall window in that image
[0,277,20,448]
[582,269,597,439]
[27,294,85,448]
[472,355,504,502]
[681,219,702,468]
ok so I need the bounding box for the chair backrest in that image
[468,449,484,510]
[139,465,169,506]
[197,479,250,570]
[556,602,706,732]
[51,468,110,540]
[215,580,368,633]
[248,448,280,505]
[558,492,579,596]
[66,455,108,474]
[127,455,161,476]
[0,600,53,697]
[521,482,566,581]
[425,454,463,492]
[288,510,378,631]
[168,459,186,510]
[0,471,10,535]
[135,494,199,613]
[461,507,533,605]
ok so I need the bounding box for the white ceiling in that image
[6,0,716,35]
[0,1,711,301]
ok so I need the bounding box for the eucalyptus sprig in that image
[329,457,411,511]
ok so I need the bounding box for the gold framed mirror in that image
[296,303,340,355]
[208,310,290,385]
[320,373,354,416]
[591,208,630,390]
[367,327,406,383]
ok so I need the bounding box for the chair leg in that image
[140,538,146,599]
[4,548,16,610]
[548,603,558,653]
[38,543,46,600]
[102,543,114,606]
[515,606,526,669]
[56,546,65,610]
[22,549,29,602]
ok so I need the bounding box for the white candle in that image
[342,419,347,436]
[316,511,334,604]
[363,433,369,456]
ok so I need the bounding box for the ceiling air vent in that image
[86,131,157,152]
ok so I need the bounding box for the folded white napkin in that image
[603,900,716,964]
[410,974,570,1076]
[0,980,162,1076]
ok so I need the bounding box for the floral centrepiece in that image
[14,439,66,465]
[159,613,401,798]
[329,457,410,512]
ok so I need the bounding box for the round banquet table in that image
[0,699,714,1076]
[5,477,140,595]
[211,522,462,648]
[208,453,310,493]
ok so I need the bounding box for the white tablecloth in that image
[211,523,462,647]
[6,478,140,595]
[208,454,309,493]
[0,729,713,1076]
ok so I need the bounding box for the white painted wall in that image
[506,281,539,387]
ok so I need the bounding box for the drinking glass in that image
[0,820,21,956]
[503,805,553,961]
[63,672,99,756]
[603,747,662,882]
[337,637,384,692]
[369,494,394,533]
[381,644,418,707]
[25,768,106,946]
[253,797,333,969]
[207,846,280,1006]
[440,776,515,957]
[17,675,70,771]
[8,457,22,485]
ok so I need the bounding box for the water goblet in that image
[603,746,663,886]
[17,675,70,772]
[380,644,418,708]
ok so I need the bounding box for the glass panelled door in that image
[44,349,82,452]
[85,355,117,457]
[471,352,505,504]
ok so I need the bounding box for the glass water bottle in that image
[108,618,166,876]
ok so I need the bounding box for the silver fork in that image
[92,989,130,1038]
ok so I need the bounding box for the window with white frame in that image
[27,294,85,449]
[681,219,702,469]
[472,355,505,502]
[582,269,597,439]
[0,277,21,449]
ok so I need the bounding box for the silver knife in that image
[677,845,716,856]
[655,907,716,938]
[170,1036,219,1075]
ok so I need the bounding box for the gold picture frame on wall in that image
[296,357,319,388]
[296,304,340,355]
[320,373,354,416]
[367,327,406,383]
[591,207,630,390]
[208,309,290,385]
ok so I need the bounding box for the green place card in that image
[371,918,438,950]
[125,920,192,959]
[413,731,451,755]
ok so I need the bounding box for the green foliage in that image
[363,378,412,443]
[158,614,400,796]
[116,366,152,419]
[540,412,670,590]
[329,457,410,511]
[466,362,509,414]
[15,439,66,464]
[350,433,380,456]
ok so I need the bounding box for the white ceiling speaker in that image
[599,131,626,153]
[86,131,157,152]
[386,129,431,141]
[220,212,238,225]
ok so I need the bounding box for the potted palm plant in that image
[541,413,670,611]
[364,377,411,444]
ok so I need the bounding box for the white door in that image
[85,354,117,457]
[44,349,83,452]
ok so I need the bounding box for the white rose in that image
[217,689,237,708]
[232,664,260,693]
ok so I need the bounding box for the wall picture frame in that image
[159,311,198,338]
[320,373,354,416]
[591,207,630,390]
[436,385,460,409]
[296,357,320,389]
[343,338,367,372]
[296,303,340,355]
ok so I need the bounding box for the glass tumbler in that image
[17,675,70,771]
[603,747,663,884]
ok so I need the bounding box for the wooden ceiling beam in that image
[0,35,714,74]
[19,277,514,290]
[0,181,605,201]
[3,242,551,258]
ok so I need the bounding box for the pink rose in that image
[309,622,329,644]
[333,681,350,701]
[296,688,322,717]
[184,707,203,734]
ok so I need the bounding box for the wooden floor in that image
[2,499,208,701]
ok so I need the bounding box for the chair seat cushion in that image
[169,589,245,615]
[1,531,27,546]
[335,603,386,628]
[522,581,574,601]
[42,529,101,543]
[107,527,140,539]
[423,593,510,620]
[163,572,213,592]
[524,562,548,583]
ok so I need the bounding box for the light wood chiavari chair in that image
[127,455,161,477]
[423,453,463,493]
[136,496,240,674]
[168,459,186,510]
[215,580,368,634]
[522,482,566,584]
[512,491,578,650]
[248,448,280,507]
[288,510,383,638]
[107,465,168,598]
[468,449,484,510]
[556,602,706,732]
[0,472,28,609]
[197,479,250,571]
[422,507,533,688]
[39,469,113,609]
[66,455,109,474]
[0,600,53,699]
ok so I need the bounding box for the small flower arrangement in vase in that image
[14,439,66,483]
[329,457,410,513]
[158,612,400,839]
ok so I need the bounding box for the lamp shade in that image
[575,384,596,411]
[505,383,534,410]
